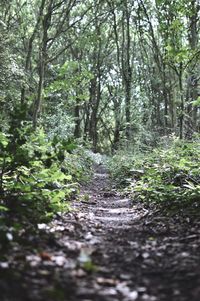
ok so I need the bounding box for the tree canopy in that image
[0,0,199,152]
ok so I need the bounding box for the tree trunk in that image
[33,0,52,129]
[122,0,132,141]
[21,0,46,106]
[74,100,81,138]
[88,18,102,152]
[185,0,199,137]
[179,65,184,139]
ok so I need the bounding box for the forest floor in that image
[1,165,200,301]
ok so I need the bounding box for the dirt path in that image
[1,165,200,301]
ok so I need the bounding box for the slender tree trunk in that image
[21,0,46,106]
[83,103,90,141]
[122,0,132,141]
[185,0,199,137]
[74,100,81,138]
[179,65,184,139]
[89,74,101,152]
[33,54,45,129]
[88,77,97,149]
[113,112,121,150]
[33,0,52,129]
[88,17,102,152]
[107,0,123,149]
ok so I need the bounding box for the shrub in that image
[109,139,200,211]
[0,126,92,224]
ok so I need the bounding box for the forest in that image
[0,0,200,301]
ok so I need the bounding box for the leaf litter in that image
[1,165,200,300]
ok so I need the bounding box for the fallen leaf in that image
[39,252,52,261]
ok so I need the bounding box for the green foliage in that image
[192,96,200,107]
[62,146,93,183]
[44,108,75,140]
[0,126,92,225]
[109,140,200,211]
[108,149,146,187]
[45,60,93,103]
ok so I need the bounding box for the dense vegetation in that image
[109,138,200,214]
[0,0,200,237]
[1,0,200,149]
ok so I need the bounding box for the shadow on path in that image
[1,165,200,301]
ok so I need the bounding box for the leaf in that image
[192,97,200,107]
[0,205,8,212]
[0,132,8,148]
[65,175,72,181]
[39,251,52,261]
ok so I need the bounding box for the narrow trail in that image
[1,165,200,301]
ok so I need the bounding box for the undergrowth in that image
[0,124,92,244]
[109,138,200,214]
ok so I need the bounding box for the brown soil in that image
[1,165,200,301]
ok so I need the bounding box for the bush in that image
[0,126,92,224]
[108,139,200,211]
